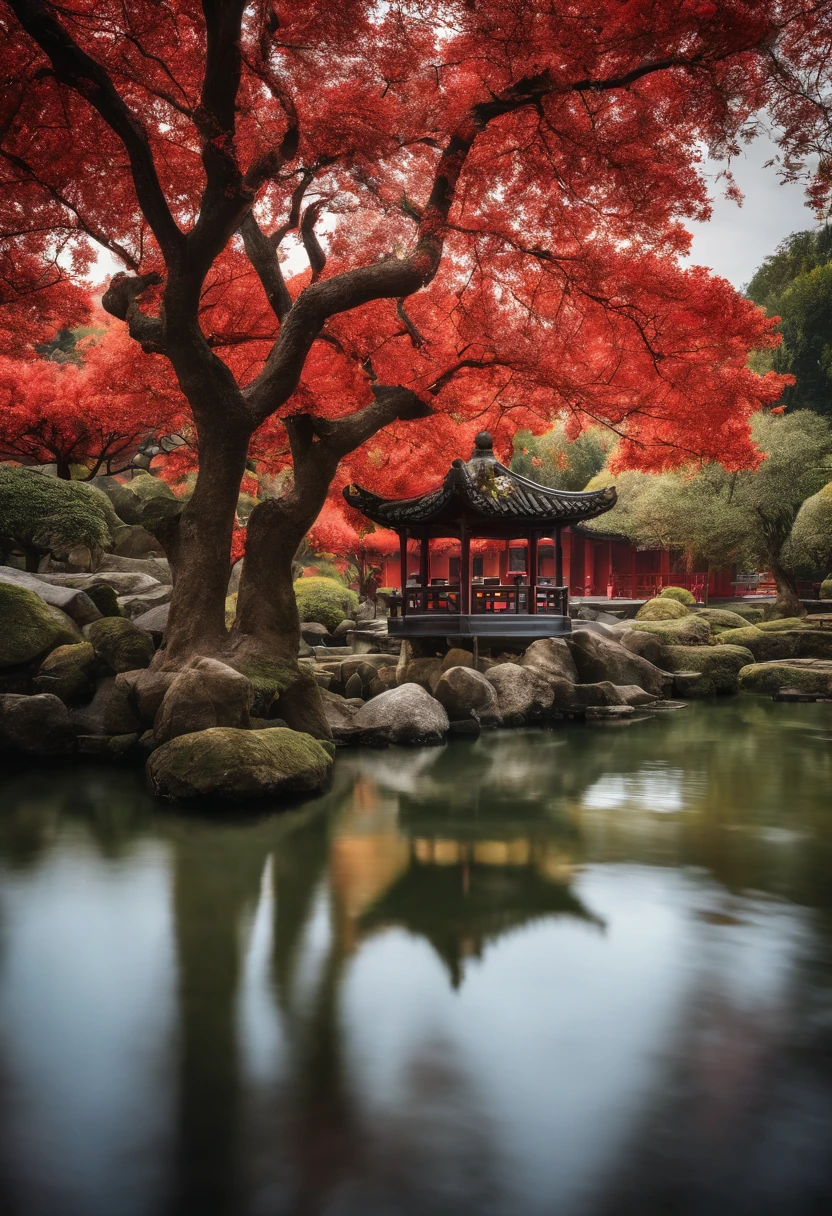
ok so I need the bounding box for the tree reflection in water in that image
[0,701,830,1215]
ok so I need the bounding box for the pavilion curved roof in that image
[343,432,616,533]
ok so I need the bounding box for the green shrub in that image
[0,464,114,559]
[659,585,696,605]
[821,576,832,599]
[294,576,359,631]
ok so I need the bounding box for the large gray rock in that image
[0,693,75,756]
[434,666,499,721]
[617,628,668,667]
[352,683,449,744]
[520,637,578,682]
[84,616,155,673]
[96,553,172,583]
[117,584,173,620]
[485,663,555,720]
[320,688,361,729]
[663,644,755,695]
[567,631,670,697]
[111,524,166,559]
[0,565,102,625]
[35,570,162,596]
[133,602,170,641]
[34,641,97,703]
[147,726,334,803]
[154,657,252,744]
[401,657,443,691]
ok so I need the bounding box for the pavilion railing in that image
[388,583,569,618]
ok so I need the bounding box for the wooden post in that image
[460,528,471,615]
[555,527,563,586]
[528,531,538,614]
[399,530,408,617]
[419,533,429,612]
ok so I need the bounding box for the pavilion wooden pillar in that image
[398,529,408,617]
[419,533,429,612]
[555,527,564,586]
[528,530,538,615]
[460,527,471,615]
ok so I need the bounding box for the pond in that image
[1,700,831,1216]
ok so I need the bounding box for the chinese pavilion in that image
[344,431,616,639]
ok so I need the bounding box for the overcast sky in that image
[683,132,819,290]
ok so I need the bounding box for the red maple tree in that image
[3,0,830,732]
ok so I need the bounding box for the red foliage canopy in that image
[2,1,830,655]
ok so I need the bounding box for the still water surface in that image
[1,701,831,1216]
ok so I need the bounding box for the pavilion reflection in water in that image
[345,430,616,642]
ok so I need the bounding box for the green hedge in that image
[294,576,359,632]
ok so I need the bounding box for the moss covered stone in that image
[695,608,751,632]
[294,576,359,632]
[729,605,765,624]
[757,617,807,632]
[635,597,691,621]
[33,641,97,702]
[631,614,711,646]
[739,659,832,696]
[0,583,82,668]
[86,583,123,617]
[231,656,297,717]
[84,616,154,672]
[147,726,334,803]
[658,586,697,605]
[663,643,754,695]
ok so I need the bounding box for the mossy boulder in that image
[729,605,765,624]
[714,625,792,661]
[757,616,806,632]
[85,583,123,617]
[293,576,359,632]
[230,656,297,717]
[0,583,82,668]
[93,471,180,530]
[658,586,697,605]
[154,658,252,744]
[695,608,751,632]
[636,597,691,621]
[147,726,334,803]
[662,644,754,695]
[631,614,711,646]
[83,616,155,673]
[738,659,832,697]
[33,641,97,703]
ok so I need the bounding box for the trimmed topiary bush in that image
[821,576,832,599]
[659,585,696,605]
[0,464,115,564]
[636,597,690,621]
[294,576,359,632]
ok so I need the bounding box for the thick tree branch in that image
[8,0,184,262]
[300,201,327,280]
[101,271,166,352]
[239,212,292,322]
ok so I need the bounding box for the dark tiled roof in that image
[344,432,616,530]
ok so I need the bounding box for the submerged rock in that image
[662,644,754,695]
[147,726,334,802]
[739,659,832,697]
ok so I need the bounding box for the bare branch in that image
[239,212,292,321]
[300,201,327,280]
[101,271,166,352]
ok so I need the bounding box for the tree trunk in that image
[56,459,71,480]
[229,484,333,739]
[769,556,804,619]
[160,427,250,664]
